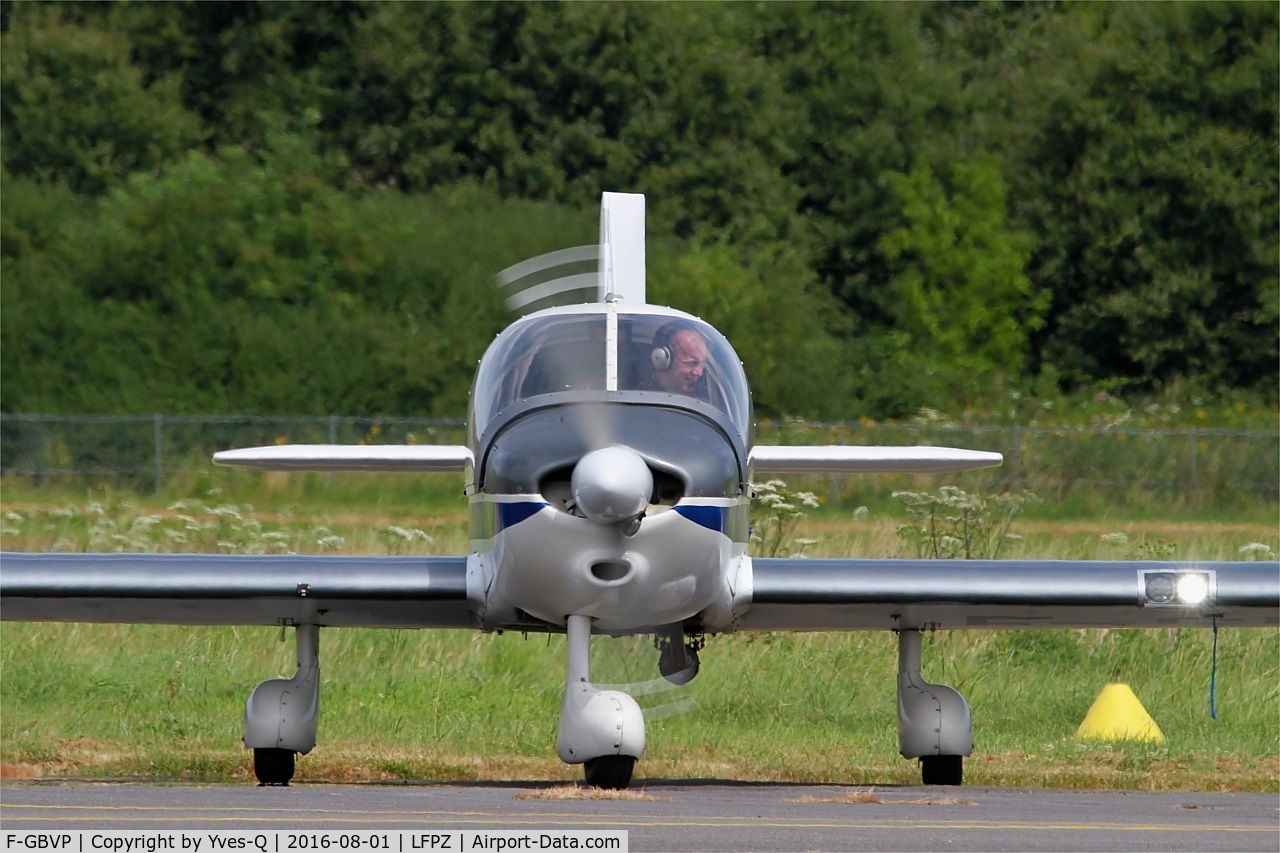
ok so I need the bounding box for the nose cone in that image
[571,446,654,526]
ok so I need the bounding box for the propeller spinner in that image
[571,446,653,533]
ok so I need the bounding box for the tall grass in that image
[3,622,1274,789]
[1,486,1276,790]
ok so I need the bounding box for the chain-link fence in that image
[1,413,1275,504]
[0,414,467,491]
[755,420,1277,507]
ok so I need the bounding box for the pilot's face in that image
[656,329,708,394]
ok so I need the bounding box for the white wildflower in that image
[1239,543,1276,560]
[386,526,433,543]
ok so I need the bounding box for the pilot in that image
[647,322,708,396]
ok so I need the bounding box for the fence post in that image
[327,415,338,488]
[1009,425,1021,486]
[1189,426,1197,492]
[153,413,164,493]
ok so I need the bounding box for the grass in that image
[1,479,1277,791]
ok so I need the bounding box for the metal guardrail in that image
[1,413,1276,499]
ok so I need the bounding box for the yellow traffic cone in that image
[1076,683,1165,743]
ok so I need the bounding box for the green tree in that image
[4,1,1277,417]
[119,0,368,153]
[1015,3,1278,395]
[747,2,969,319]
[1,4,204,194]
[878,157,1045,378]
[78,118,373,310]
[340,1,801,245]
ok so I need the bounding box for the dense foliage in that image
[2,1,1275,418]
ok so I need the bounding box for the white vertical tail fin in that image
[495,192,646,315]
[598,192,646,305]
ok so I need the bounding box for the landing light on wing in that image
[1140,570,1214,606]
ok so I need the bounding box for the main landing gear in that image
[896,628,972,786]
[253,747,296,786]
[243,623,320,786]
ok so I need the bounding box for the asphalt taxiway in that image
[2,780,1276,853]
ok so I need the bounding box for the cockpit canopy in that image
[470,307,751,442]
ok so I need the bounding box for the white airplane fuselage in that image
[484,500,742,631]
[464,302,753,635]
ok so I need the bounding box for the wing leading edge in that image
[738,558,1280,631]
[749,445,1003,474]
[213,444,473,472]
[0,553,473,629]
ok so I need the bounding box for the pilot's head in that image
[651,323,708,395]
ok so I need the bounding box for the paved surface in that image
[2,780,1277,852]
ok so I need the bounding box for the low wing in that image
[0,553,473,629]
[213,444,473,473]
[739,558,1280,631]
[749,445,1003,474]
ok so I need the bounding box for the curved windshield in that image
[471,308,750,439]
[472,314,606,434]
[616,313,750,431]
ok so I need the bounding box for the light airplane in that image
[2,193,1276,790]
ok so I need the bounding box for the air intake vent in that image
[590,560,631,582]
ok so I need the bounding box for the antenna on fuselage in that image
[598,192,645,305]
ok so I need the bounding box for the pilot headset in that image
[651,321,697,372]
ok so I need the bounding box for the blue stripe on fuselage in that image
[498,501,547,531]
[675,505,727,533]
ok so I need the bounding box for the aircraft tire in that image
[254,747,296,786]
[583,755,635,790]
[920,754,963,786]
